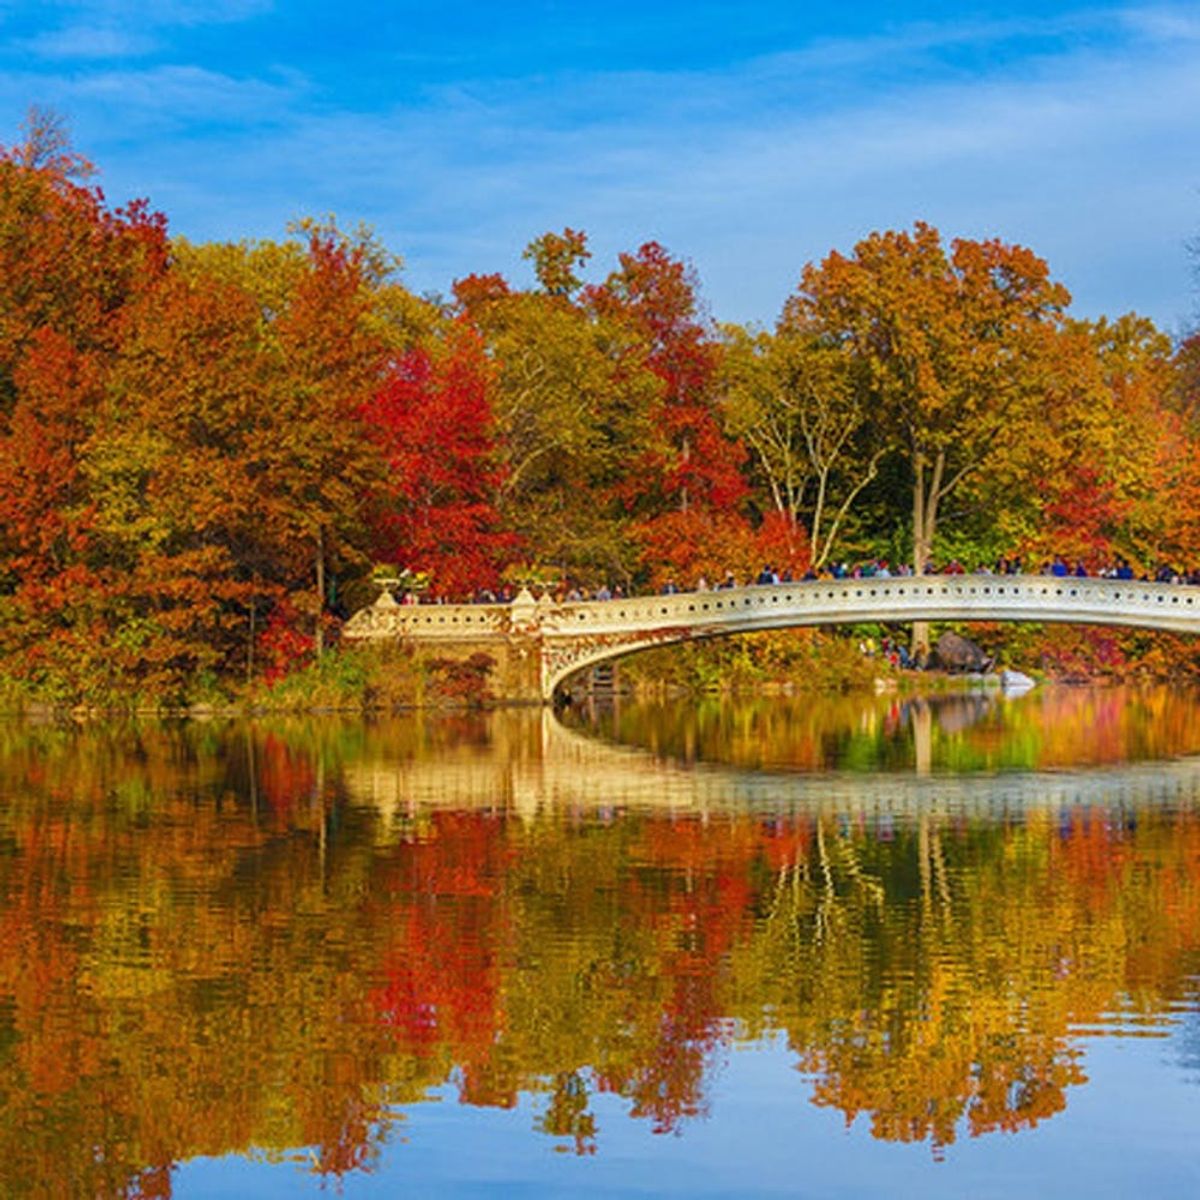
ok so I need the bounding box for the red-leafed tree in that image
[0,124,170,694]
[586,242,750,578]
[588,242,747,514]
[363,328,514,597]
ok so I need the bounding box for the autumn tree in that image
[0,130,170,694]
[454,235,655,585]
[77,267,277,688]
[584,242,751,582]
[522,226,590,297]
[721,322,887,568]
[362,327,513,597]
[792,224,1068,581]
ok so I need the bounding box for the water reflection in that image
[566,684,1200,774]
[0,692,1198,1194]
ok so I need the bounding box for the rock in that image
[1000,668,1036,691]
[930,631,993,673]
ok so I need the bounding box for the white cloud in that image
[38,0,271,28]
[61,64,304,134]
[20,24,155,59]
[1119,6,1200,41]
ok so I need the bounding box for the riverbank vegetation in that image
[2,110,1200,708]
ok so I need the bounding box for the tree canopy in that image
[1,124,1197,700]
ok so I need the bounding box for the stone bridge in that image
[343,575,1200,702]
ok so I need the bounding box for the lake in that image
[2,684,1199,1197]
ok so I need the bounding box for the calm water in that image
[2,686,1200,1197]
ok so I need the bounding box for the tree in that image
[586,242,750,580]
[0,133,170,695]
[792,223,1068,579]
[78,267,276,688]
[362,327,513,597]
[722,322,887,568]
[242,226,390,655]
[454,240,654,585]
[522,227,590,297]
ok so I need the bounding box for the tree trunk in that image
[911,453,931,659]
[910,449,946,660]
[246,596,256,683]
[679,433,691,513]
[314,527,325,660]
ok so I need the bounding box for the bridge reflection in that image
[341,699,1200,825]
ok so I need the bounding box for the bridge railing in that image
[538,575,1200,633]
[344,575,1200,643]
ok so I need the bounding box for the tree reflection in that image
[0,711,1198,1191]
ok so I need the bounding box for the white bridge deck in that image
[344,575,1200,699]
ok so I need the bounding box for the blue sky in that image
[2,1,1198,332]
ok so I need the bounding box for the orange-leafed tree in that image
[792,223,1068,582]
[0,126,170,695]
[254,225,390,655]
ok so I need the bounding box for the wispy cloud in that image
[31,0,271,27]
[1119,5,1200,40]
[8,0,272,62]
[19,24,156,59]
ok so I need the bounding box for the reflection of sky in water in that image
[175,1033,1200,1198]
[1173,997,1200,1082]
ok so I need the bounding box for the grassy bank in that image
[0,642,496,717]
[4,621,1200,718]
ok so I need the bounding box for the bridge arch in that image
[343,576,1200,702]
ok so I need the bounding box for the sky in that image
[1,1,1197,333]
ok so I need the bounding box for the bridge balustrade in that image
[343,575,1200,700]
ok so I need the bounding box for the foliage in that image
[620,628,880,693]
[2,125,1200,700]
[362,328,513,597]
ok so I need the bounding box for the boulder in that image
[1000,668,1035,691]
[930,631,993,673]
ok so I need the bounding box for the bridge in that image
[343,575,1200,702]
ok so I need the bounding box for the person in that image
[595,583,612,600]
[661,578,679,594]
[718,571,737,590]
[695,574,710,591]
[756,564,774,585]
